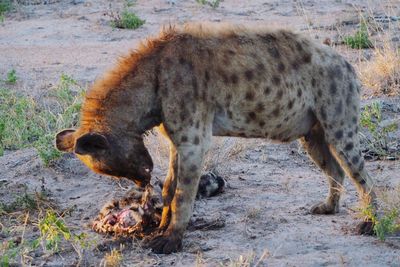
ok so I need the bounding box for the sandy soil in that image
[1,0,400,266]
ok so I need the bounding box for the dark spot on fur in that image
[288,99,294,109]
[256,102,265,112]
[295,42,303,51]
[257,63,265,71]
[317,90,322,97]
[346,93,352,106]
[227,110,233,119]
[297,88,302,97]
[330,81,337,95]
[278,63,286,72]
[181,136,188,142]
[244,70,254,81]
[259,120,266,127]
[276,89,283,99]
[248,112,257,121]
[194,136,200,145]
[272,76,281,86]
[335,100,343,115]
[335,130,343,139]
[358,161,365,172]
[352,155,360,165]
[180,111,186,121]
[218,69,229,84]
[205,70,210,83]
[195,121,200,129]
[284,116,289,122]
[311,78,316,87]
[245,90,255,101]
[176,194,186,202]
[292,61,299,70]
[277,123,282,128]
[230,74,239,84]
[264,86,271,95]
[348,132,353,138]
[190,164,197,172]
[260,33,278,43]
[344,61,354,73]
[302,53,312,63]
[272,107,280,117]
[359,179,366,185]
[202,90,208,102]
[192,77,198,97]
[268,47,280,59]
[320,107,327,121]
[352,117,357,123]
[329,65,343,80]
[345,143,354,151]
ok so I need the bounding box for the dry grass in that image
[101,247,123,267]
[359,43,400,96]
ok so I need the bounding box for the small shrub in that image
[0,0,12,22]
[360,102,398,159]
[361,205,400,241]
[102,248,123,267]
[110,9,145,29]
[344,22,373,49]
[196,0,221,8]
[359,44,400,95]
[0,74,83,165]
[0,240,19,267]
[2,69,17,84]
[37,210,71,252]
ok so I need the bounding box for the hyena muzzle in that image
[55,24,377,254]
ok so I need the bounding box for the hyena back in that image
[55,24,377,254]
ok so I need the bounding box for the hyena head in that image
[55,47,162,188]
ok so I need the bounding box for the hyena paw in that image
[355,220,375,235]
[310,202,338,215]
[142,230,183,254]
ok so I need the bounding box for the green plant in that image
[110,9,145,29]
[0,74,83,165]
[196,0,221,8]
[361,205,400,241]
[5,69,17,84]
[0,240,19,267]
[344,22,373,49]
[0,0,12,18]
[360,102,398,159]
[37,210,71,251]
[0,0,12,22]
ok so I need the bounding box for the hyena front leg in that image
[159,143,178,230]
[144,125,211,254]
[300,123,345,214]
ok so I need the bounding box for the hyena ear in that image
[75,132,109,156]
[55,129,76,152]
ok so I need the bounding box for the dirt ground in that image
[1,0,400,266]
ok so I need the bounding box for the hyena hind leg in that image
[300,123,346,214]
[326,132,377,235]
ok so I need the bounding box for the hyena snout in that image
[55,129,153,187]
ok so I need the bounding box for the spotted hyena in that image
[55,24,377,254]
